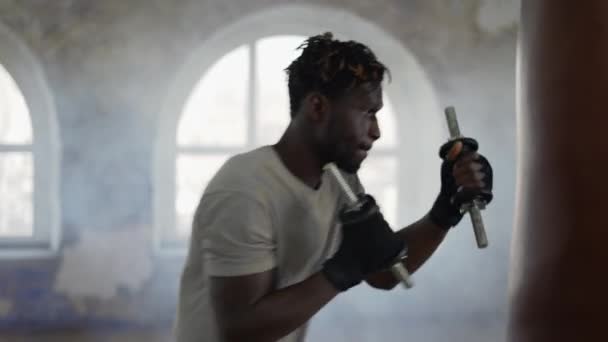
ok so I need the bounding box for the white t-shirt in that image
[175,145,362,342]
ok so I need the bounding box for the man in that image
[175,32,493,342]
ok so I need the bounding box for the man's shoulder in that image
[229,146,272,165]
[205,146,276,194]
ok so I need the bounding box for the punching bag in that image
[508,1,608,341]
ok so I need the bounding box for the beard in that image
[318,147,360,173]
[334,151,362,174]
[319,138,362,174]
[317,114,364,174]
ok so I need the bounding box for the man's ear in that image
[304,92,330,123]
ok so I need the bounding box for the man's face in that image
[322,83,383,173]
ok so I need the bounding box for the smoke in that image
[0,1,517,341]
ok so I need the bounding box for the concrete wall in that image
[0,0,518,341]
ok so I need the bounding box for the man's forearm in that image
[366,214,448,289]
[219,272,338,342]
[397,214,448,273]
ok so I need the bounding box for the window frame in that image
[172,36,402,240]
[0,23,60,256]
[154,4,444,254]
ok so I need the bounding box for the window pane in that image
[255,36,305,145]
[374,95,397,149]
[0,64,32,144]
[358,156,398,228]
[178,46,250,147]
[0,152,33,236]
[175,153,231,236]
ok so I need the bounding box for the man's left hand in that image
[429,137,494,229]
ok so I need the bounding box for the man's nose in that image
[369,120,381,141]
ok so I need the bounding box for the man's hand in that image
[429,137,494,229]
[322,194,405,291]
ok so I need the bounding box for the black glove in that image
[322,194,405,291]
[429,137,494,229]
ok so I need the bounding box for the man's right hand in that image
[322,194,405,291]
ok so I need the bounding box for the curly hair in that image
[285,32,391,117]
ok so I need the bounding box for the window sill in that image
[0,241,59,259]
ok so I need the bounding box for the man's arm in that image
[365,214,447,290]
[201,192,337,342]
[366,140,493,290]
[208,194,406,342]
[210,269,338,342]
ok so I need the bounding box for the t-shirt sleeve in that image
[198,192,276,277]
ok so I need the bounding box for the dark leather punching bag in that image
[508,1,608,341]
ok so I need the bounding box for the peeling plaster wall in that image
[54,226,153,301]
[0,0,517,340]
[477,0,520,34]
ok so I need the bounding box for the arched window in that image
[155,5,443,250]
[0,64,33,237]
[0,24,60,253]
